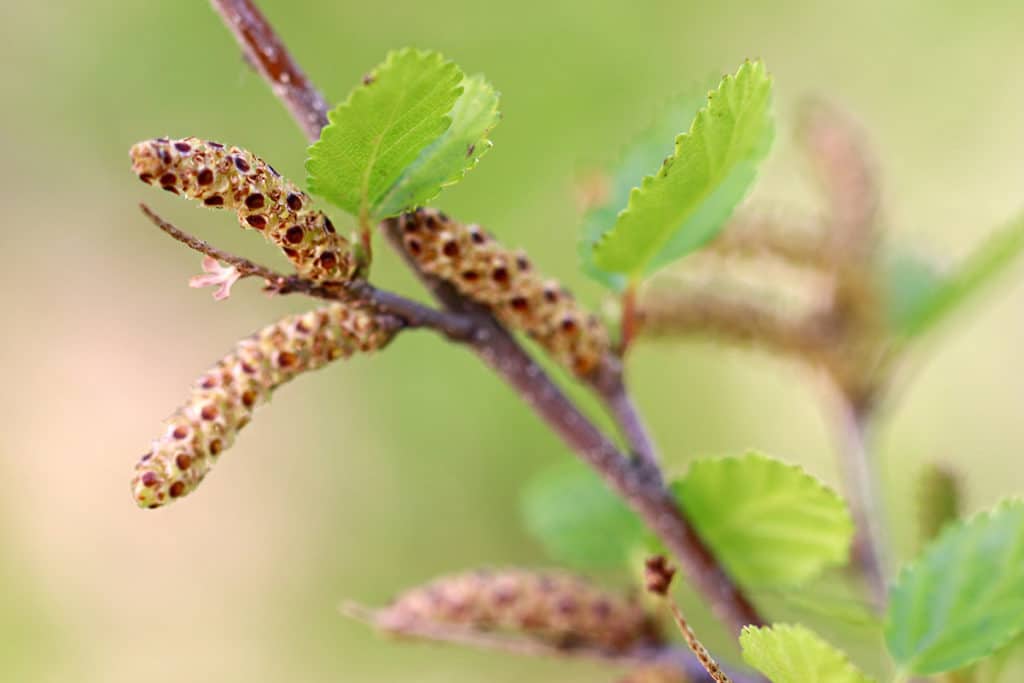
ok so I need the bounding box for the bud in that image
[131,302,395,509]
[918,462,962,546]
[130,137,357,283]
[376,569,658,652]
[396,209,610,377]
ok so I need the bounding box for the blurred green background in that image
[2,0,1023,681]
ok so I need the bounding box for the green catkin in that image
[377,569,659,652]
[396,209,610,377]
[130,136,358,283]
[131,302,395,509]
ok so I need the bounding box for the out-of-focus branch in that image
[210,0,330,141]
[824,384,889,608]
[209,0,764,644]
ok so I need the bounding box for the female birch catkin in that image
[396,208,610,378]
[131,303,396,509]
[130,136,359,283]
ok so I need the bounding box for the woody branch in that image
[208,0,765,667]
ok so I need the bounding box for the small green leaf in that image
[592,60,774,280]
[886,499,1024,675]
[376,74,500,217]
[740,624,876,683]
[521,461,647,569]
[579,93,707,291]
[887,214,1024,338]
[672,452,853,588]
[306,49,463,222]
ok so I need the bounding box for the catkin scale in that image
[130,137,357,283]
[396,209,609,377]
[377,569,658,652]
[131,302,395,509]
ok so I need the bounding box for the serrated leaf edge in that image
[305,47,463,219]
[591,59,772,279]
[740,623,877,683]
[886,498,1024,674]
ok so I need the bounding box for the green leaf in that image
[740,624,876,683]
[672,452,853,588]
[592,60,774,280]
[579,92,707,291]
[521,461,647,569]
[375,74,500,217]
[881,247,946,333]
[885,499,1024,675]
[886,214,1024,338]
[306,49,464,222]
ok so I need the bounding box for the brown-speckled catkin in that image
[377,569,658,652]
[131,302,395,509]
[130,137,357,283]
[396,208,609,377]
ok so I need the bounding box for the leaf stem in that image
[619,283,639,355]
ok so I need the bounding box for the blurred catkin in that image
[395,208,610,378]
[130,137,358,283]
[375,568,659,652]
[799,99,879,260]
[131,302,396,509]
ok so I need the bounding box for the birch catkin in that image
[396,208,610,377]
[377,569,658,652]
[131,303,395,509]
[130,137,358,283]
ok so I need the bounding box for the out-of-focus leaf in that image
[740,623,876,683]
[591,60,774,281]
[881,247,945,332]
[579,92,707,291]
[886,500,1024,675]
[521,461,647,569]
[886,215,1024,338]
[672,452,853,588]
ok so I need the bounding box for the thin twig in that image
[141,204,477,341]
[141,203,287,285]
[342,603,761,683]
[210,0,764,641]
